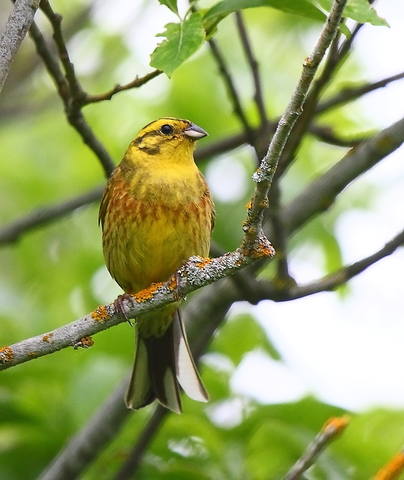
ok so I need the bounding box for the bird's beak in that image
[184,123,208,139]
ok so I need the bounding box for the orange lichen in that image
[91,305,110,322]
[258,243,276,258]
[195,257,212,269]
[133,282,164,303]
[246,243,276,259]
[42,333,54,343]
[245,201,252,210]
[0,346,14,363]
[322,415,350,435]
[73,336,94,349]
[374,452,404,480]
[167,275,178,291]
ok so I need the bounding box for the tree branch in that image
[374,451,404,480]
[208,37,255,149]
[267,181,295,286]
[0,244,274,370]
[284,416,349,480]
[283,116,404,235]
[317,71,404,113]
[82,70,161,104]
[0,0,40,93]
[29,19,115,177]
[244,0,347,248]
[0,186,103,245]
[256,227,404,302]
[290,228,404,299]
[38,279,238,479]
[235,11,268,127]
[309,123,367,147]
[39,0,84,100]
[274,15,369,182]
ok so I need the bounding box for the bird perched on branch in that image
[99,118,214,413]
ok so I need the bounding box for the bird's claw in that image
[114,294,134,326]
[173,272,184,301]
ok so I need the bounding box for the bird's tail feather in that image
[125,311,208,413]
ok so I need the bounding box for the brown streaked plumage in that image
[99,118,214,413]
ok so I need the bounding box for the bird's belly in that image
[104,200,211,293]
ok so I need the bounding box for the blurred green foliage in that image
[0,0,400,478]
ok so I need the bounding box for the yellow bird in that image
[99,118,214,413]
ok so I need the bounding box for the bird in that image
[99,117,215,413]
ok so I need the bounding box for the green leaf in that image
[158,0,178,15]
[211,314,282,364]
[345,0,389,26]
[204,0,326,33]
[150,12,205,76]
[316,0,389,27]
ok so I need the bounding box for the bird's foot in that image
[172,271,184,301]
[113,293,135,326]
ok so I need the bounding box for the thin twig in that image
[244,0,347,249]
[257,227,404,302]
[29,22,68,97]
[374,451,404,480]
[282,115,404,236]
[275,20,366,180]
[317,71,404,113]
[267,181,295,286]
[0,0,40,93]
[83,70,161,104]
[235,11,268,127]
[309,124,367,147]
[208,38,256,149]
[261,34,343,281]
[289,228,404,299]
[29,19,115,177]
[33,3,115,177]
[40,0,84,100]
[284,416,349,480]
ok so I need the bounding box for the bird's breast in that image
[101,167,213,293]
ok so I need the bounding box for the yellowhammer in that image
[99,118,214,413]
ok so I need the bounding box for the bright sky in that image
[90,0,404,413]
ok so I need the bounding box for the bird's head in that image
[129,118,208,161]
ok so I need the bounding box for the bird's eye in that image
[160,124,173,135]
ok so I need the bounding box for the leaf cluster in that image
[152,0,387,76]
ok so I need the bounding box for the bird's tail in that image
[125,311,208,413]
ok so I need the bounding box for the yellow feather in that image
[99,118,213,411]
